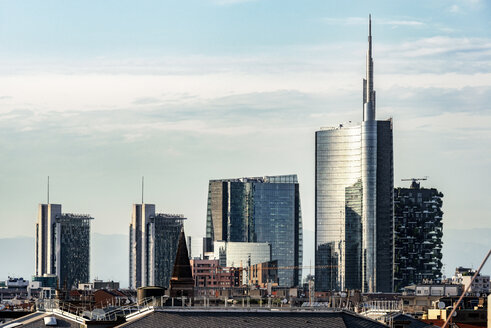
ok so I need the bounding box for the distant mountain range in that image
[0,228,489,288]
[0,233,128,288]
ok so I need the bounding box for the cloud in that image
[210,0,256,5]
[323,16,425,28]
[132,97,162,105]
[449,4,461,13]
[448,0,484,14]
[381,20,425,27]
[323,17,366,25]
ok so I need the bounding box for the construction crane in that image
[401,176,428,189]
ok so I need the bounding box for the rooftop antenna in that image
[47,176,50,204]
[141,176,144,204]
[369,13,371,37]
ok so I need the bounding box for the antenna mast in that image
[47,176,50,204]
[142,176,144,204]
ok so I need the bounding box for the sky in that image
[0,0,490,282]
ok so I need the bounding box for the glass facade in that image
[56,214,92,289]
[315,17,394,292]
[315,122,394,292]
[361,120,377,292]
[129,204,185,289]
[35,204,92,291]
[315,124,362,291]
[344,179,363,290]
[151,214,183,288]
[254,180,301,287]
[206,175,302,287]
[214,241,271,285]
[375,120,394,292]
[214,241,271,267]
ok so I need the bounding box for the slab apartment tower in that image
[35,204,93,290]
[315,16,394,293]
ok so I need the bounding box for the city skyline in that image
[0,0,490,285]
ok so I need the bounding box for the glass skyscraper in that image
[315,16,394,292]
[35,204,93,290]
[205,175,302,287]
[129,204,185,289]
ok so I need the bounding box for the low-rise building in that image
[190,259,243,288]
[0,277,29,301]
[452,267,490,296]
[400,283,463,314]
[248,260,279,288]
[414,284,461,297]
[78,280,121,291]
[5,277,29,288]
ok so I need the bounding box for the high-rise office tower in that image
[315,16,394,292]
[205,175,302,287]
[129,204,186,289]
[35,204,93,290]
[393,180,444,291]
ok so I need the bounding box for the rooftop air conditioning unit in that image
[44,316,57,326]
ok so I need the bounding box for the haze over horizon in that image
[0,0,490,283]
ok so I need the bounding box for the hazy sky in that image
[0,0,490,280]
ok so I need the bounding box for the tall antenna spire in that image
[47,176,50,204]
[363,14,376,121]
[141,176,144,204]
[369,14,372,37]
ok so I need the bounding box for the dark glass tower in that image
[205,175,302,287]
[315,16,394,292]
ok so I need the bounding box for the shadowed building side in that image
[375,119,394,293]
[170,229,194,298]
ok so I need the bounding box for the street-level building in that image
[190,259,243,288]
[453,267,490,296]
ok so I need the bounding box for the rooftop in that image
[119,308,388,328]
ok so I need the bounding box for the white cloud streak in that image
[323,16,426,28]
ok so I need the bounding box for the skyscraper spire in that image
[363,14,376,121]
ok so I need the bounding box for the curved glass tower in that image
[315,16,394,293]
